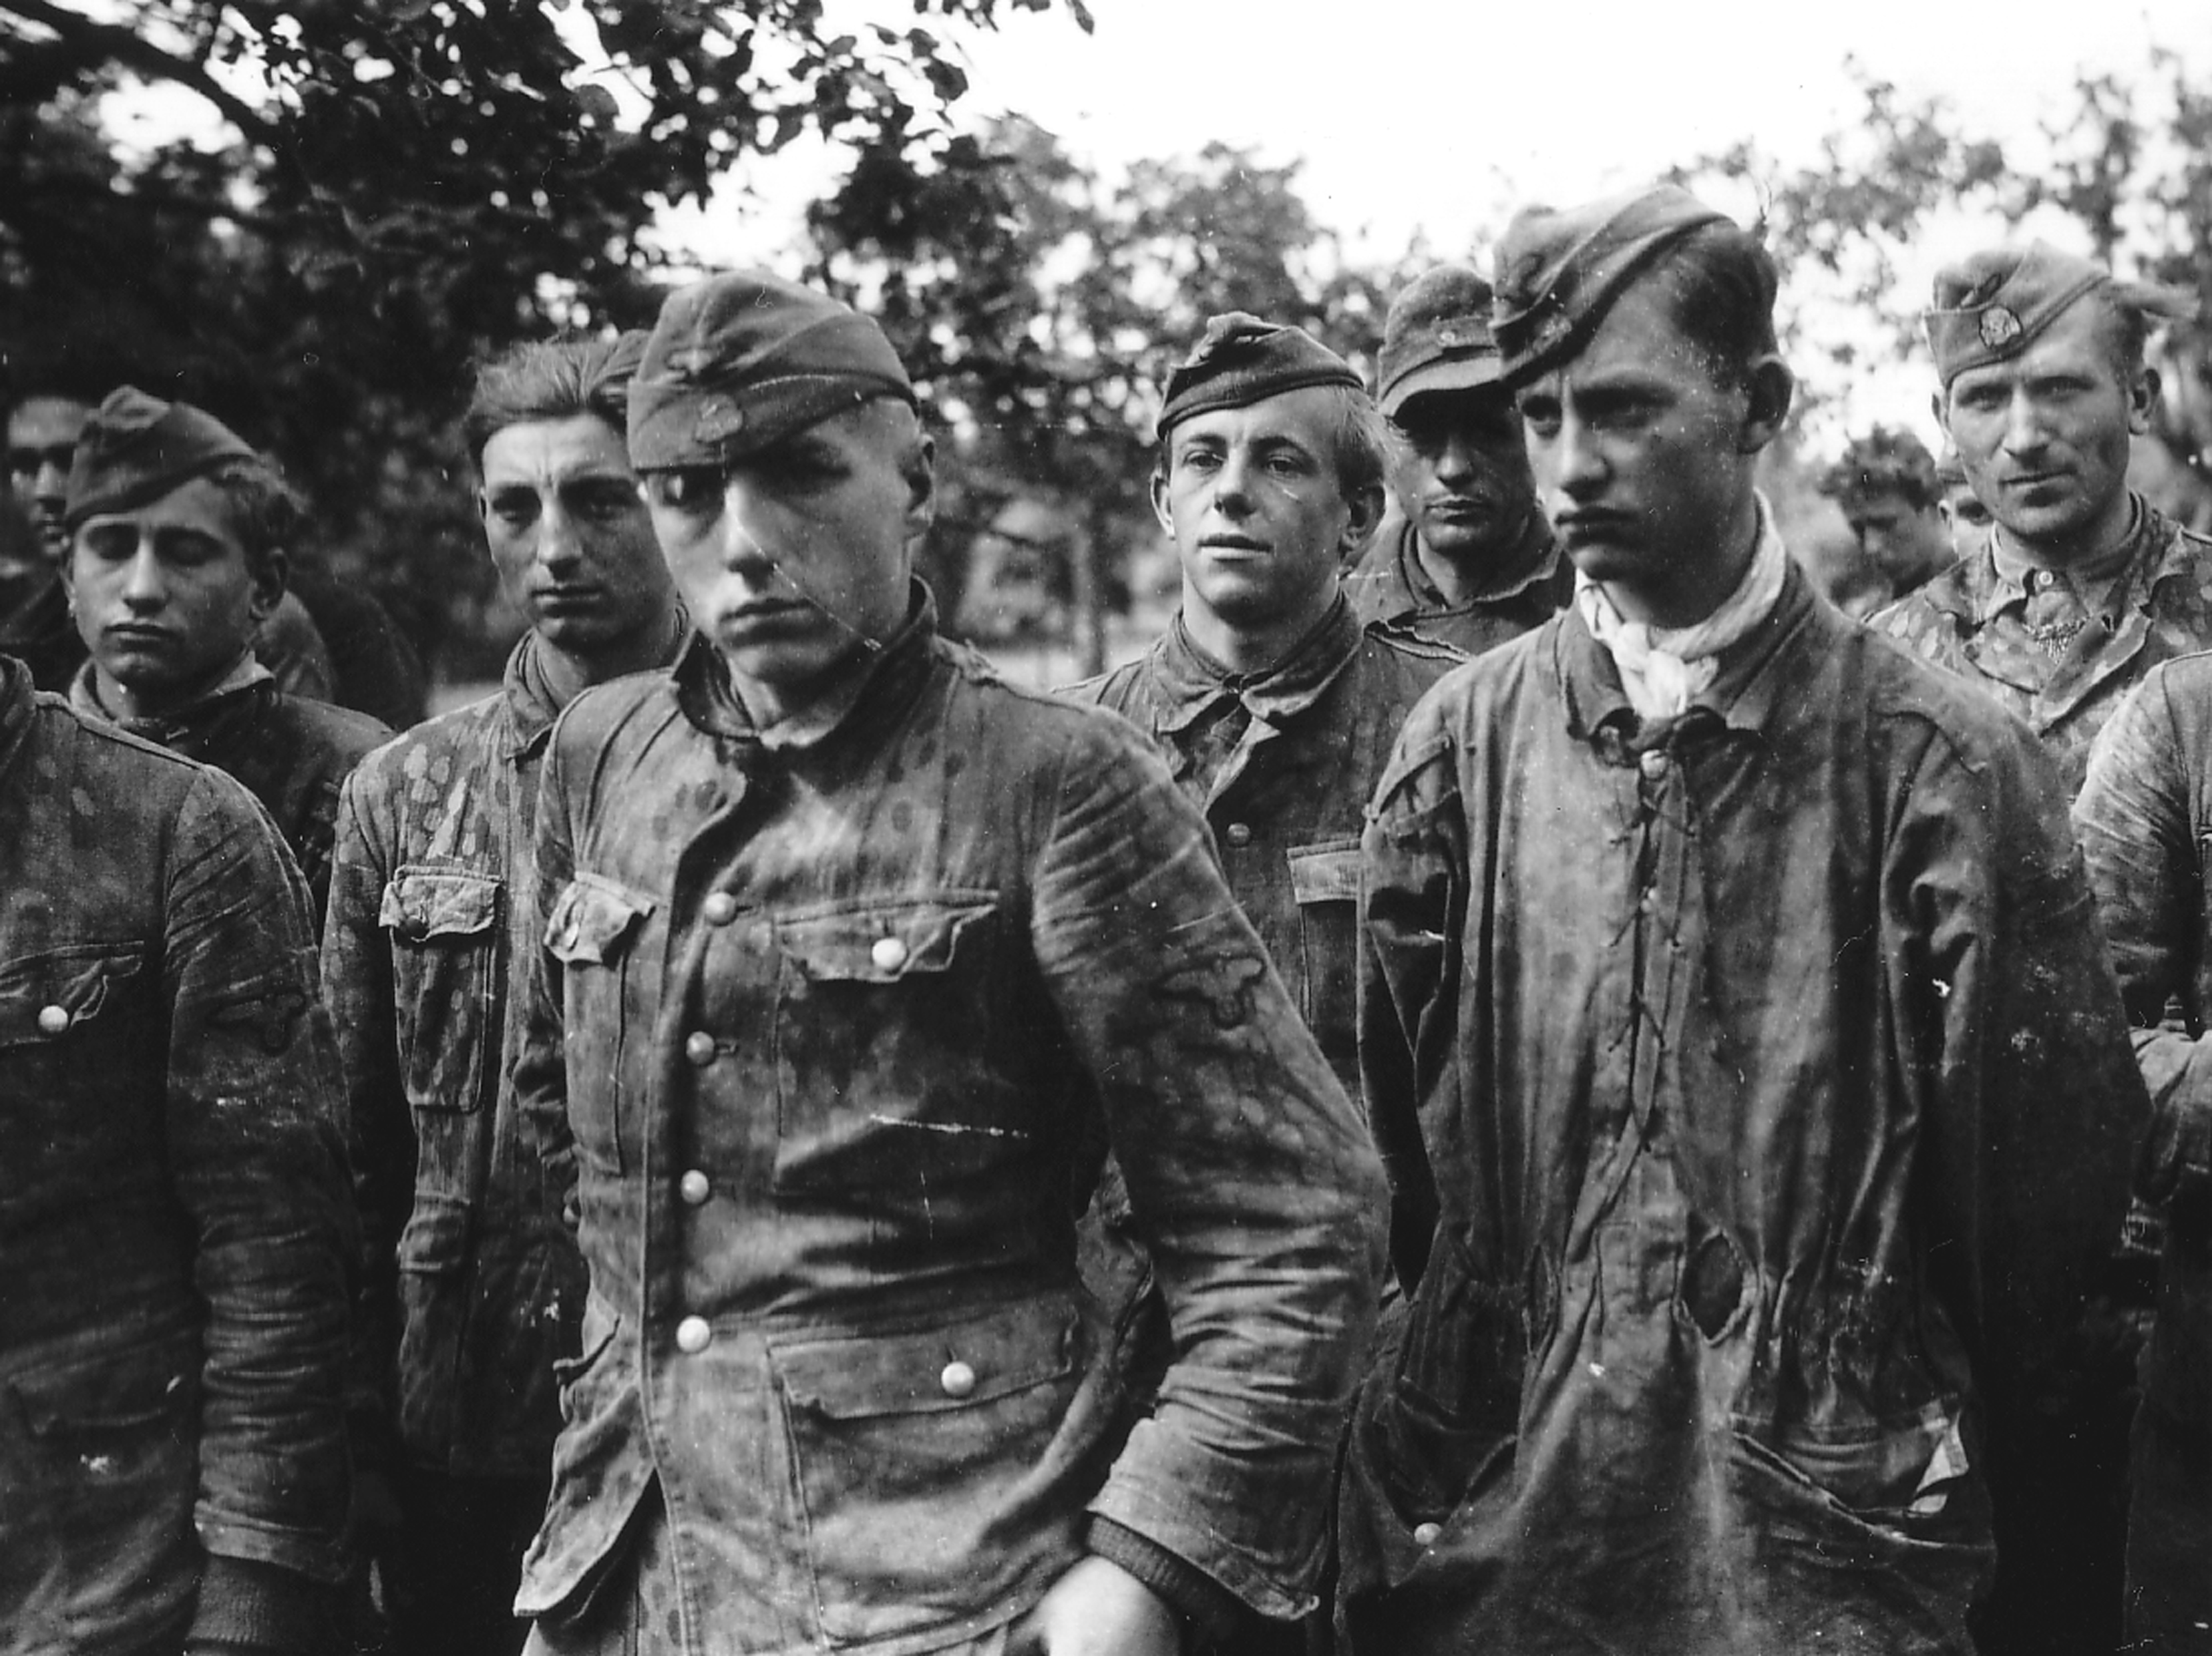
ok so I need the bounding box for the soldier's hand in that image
[1006,1555,1181,1656]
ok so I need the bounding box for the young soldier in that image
[1342,264,1570,654]
[1336,184,2145,1655]
[3,380,96,686]
[1818,423,1958,601]
[1872,243,2211,795]
[321,335,689,1656]
[510,270,1383,1656]
[61,387,389,920]
[1069,313,1458,1098]
[0,649,355,1654]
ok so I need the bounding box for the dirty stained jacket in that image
[2072,656,2212,1641]
[511,592,1385,1656]
[1869,496,2212,795]
[1340,506,1571,659]
[1065,595,1459,1098]
[0,656,355,1655]
[69,658,391,924]
[1338,567,2145,1655]
[323,632,608,1480]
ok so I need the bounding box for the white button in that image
[1413,1522,1442,1546]
[870,936,908,972]
[1638,749,1670,780]
[679,1169,711,1206]
[36,1004,68,1036]
[684,1032,717,1066]
[703,892,739,925]
[938,1360,977,1399]
[676,1315,712,1354]
[1224,822,1253,847]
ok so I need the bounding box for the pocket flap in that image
[775,897,996,986]
[0,943,144,1046]
[1288,839,1362,905]
[381,867,501,942]
[546,872,656,966]
[772,1298,1080,1420]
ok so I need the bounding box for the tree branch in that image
[0,0,283,145]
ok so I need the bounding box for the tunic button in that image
[684,1031,717,1066]
[36,1004,69,1036]
[1638,749,1670,780]
[1413,1522,1443,1546]
[870,936,908,972]
[679,1169,711,1205]
[1224,822,1253,847]
[702,892,739,925]
[675,1315,712,1355]
[939,1360,978,1400]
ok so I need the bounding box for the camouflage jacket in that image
[1066,595,1459,1098]
[69,658,389,925]
[511,589,1385,1655]
[1869,497,2212,795]
[1338,566,2145,1655]
[1341,506,1572,658]
[0,654,355,1655]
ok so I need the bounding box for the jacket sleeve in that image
[164,767,356,1644]
[1029,716,1386,1623]
[1358,710,1468,1293]
[2074,666,2212,1201]
[319,767,407,1473]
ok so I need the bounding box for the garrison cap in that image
[629,270,914,471]
[1923,241,2198,387]
[1156,312,1364,441]
[1491,184,1733,387]
[64,385,260,532]
[1376,264,1502,417]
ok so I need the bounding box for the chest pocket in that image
[546,871,657,1178]
[0,943,146,1050]
[0,943,153,1203]
[1287,838,1362,1074]
[381,867,502,1114]
[771,895,1018,1195]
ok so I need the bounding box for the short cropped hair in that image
[1646,222,1782,391]
[464,333,648,469]
[1154,383,1391,501]
[1819,426,1940,512]
[202,455,305,578]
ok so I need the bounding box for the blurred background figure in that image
[1819,424,1960,602]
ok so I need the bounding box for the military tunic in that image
[1341,506,1571,658]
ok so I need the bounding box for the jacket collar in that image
[1917,493,2173,633]
[0,653,32,788]
[1141,592,1364,738]
[498,612,694,760]
[67,650,271,750]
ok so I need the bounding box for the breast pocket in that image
[380,867,502,1115]
[770,1297,1089,1649]
[771,895,1017,1194]
[1288,838,1362,1068]
[545,872,657,1177]
[0,943,152,1195]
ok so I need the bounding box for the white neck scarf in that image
[1574,494,1789,722]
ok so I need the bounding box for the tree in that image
[0,0,1090,670]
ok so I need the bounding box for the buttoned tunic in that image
[1338,568,2145,1654]
[1870,497,2212,795]
[323,632,601,1478]
[512,596,1383,1656]
[1066,596,1458,1096]
[0,656,354,1654]
[1341,507,1571,658]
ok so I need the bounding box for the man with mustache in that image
[321,335,689,1656]
[1872,244,2212,797]
[1343,266,1570,655]
[61,387,389,921]
[1335,184,2143,1655]
[508,272,1382,1656]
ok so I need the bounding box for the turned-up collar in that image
[1141,592,1365,738]
[67,650,270,749]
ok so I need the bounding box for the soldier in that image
[322,335,689,1656]
[1335,184,2144,1655]
[61,387,389,919]
[1818,423,1958,601]
[1068,313,1458,1098]
[1342,264,1570,653]
[508,270,1384,1656]
[0,648,356,1654]
[1935,447,1995,566]
[1871,242,2210,794]
[2,381,96,686]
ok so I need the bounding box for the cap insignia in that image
[694,397,747,443]
[1978,305,2024,349]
